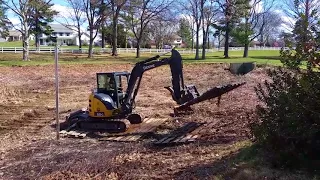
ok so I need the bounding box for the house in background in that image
[171,35,187,48]
[39,24,75,46]
[7,30,22,41]
[39,24,101,46]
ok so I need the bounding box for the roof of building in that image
[49,24,74,33]
[9,30,21,36]
[173,34,181,39]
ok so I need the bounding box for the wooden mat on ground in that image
[154,122,204,145]
[99,118,168,142]
[154,121,219,146]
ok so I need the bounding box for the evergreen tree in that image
[215,0,249,58]
[29,0,58,48]
[104,23,127,48]
[0,3,11,38]
[177,18,192,48]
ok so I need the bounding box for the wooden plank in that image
[114,136,125,141]
[179,134,194,143]
[139,118,161,133]
[129,135,142,141]
[173,135,186,143]
[104,136,118,141]
[134,118,154,133]
[161,136,177,144]
[118,135,134,141]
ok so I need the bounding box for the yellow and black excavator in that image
[65,49,246,133]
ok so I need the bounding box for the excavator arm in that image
[121,49,187,114]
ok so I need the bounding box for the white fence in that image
[0,46,283,54]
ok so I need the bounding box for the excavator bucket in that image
[228,62,255,75]
[173,82,246,114]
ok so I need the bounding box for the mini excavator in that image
[65,49,246,133]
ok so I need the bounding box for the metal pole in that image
[55,45,60,140]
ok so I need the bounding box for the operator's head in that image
[109,77,115,84]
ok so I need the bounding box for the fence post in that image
[1,47,2,53]
[14,47,16,53]
[54,45,60,140]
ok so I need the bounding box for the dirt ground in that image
[0,63,297,179]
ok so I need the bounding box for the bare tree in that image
[149,18,177,49]
[202,0,218,59]
[82,0,108,58]
[257,11,282,47]
[124,0,174,58]
[3,0,38,60]
[62,0,87,50]
[182,0,206,60]
[110,0,126,56]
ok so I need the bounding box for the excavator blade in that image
[174,82,246,113]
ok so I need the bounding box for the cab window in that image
[97,74,116,91]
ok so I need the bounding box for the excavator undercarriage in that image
[63,49,248,134]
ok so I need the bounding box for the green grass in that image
[0,40,36,47]
[182,50,281,66]
[0,50,282,67]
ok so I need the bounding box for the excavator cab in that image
[96,72,129,108]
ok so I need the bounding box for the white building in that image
[7,30,22,41]
[39,24,101,46]
[171,35,186,48]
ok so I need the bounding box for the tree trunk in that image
[112,19,118,56]
[136,43,140,58]
[195,25,200,60]
[191,23,194,50]
[218,34,221,50]
[243,43,249,57]
[101,25,105,48]
[260,34,263,47]
[35,33,40,52]
[22,20,29,61]
[88,31,94,58]
[78,30,82,50]
[207,31,210,49]
[224,22,230,58]
[202,30,206,60]
[76,20,82,50]
[22,35,29,61]
[35,17,40,52]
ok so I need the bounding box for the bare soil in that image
[0,63,308,179]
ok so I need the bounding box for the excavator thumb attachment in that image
[165,85,200,105]
[173,82,246,115]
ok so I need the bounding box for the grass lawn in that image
[0,49,281,67]
[0,40,35,47]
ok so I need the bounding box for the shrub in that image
[252,68,320,169]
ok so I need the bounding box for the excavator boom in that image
[121,49,191,114]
